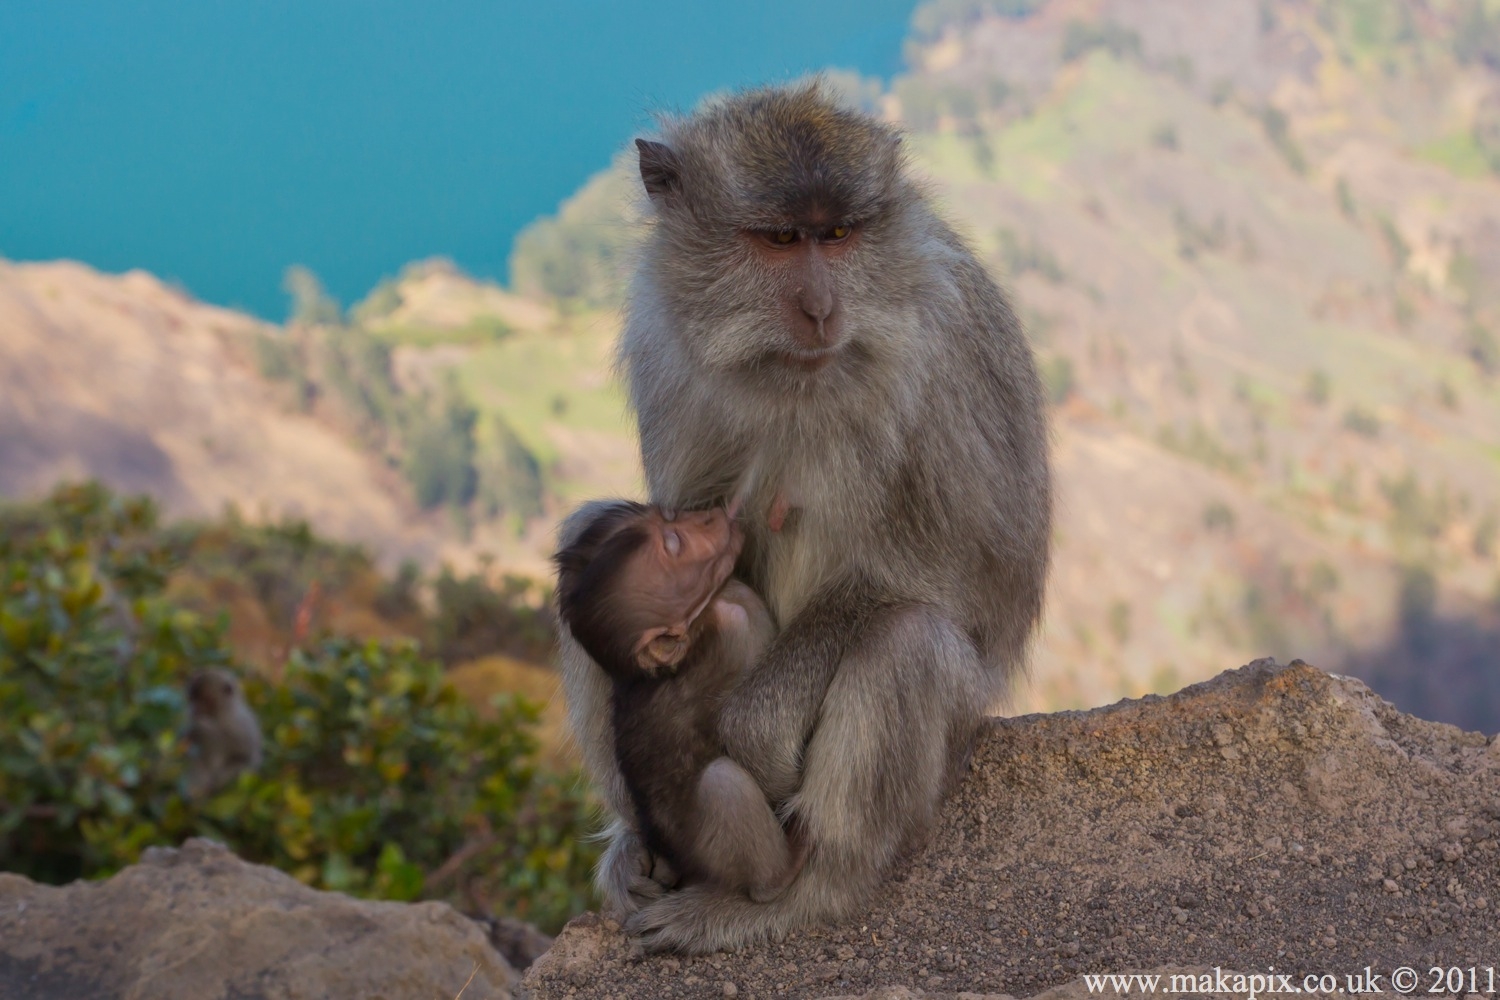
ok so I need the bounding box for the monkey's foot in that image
[625,885,784,955]
[598,824,677,917]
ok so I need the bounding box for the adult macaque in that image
[184,667,262,799]
[554,501,797,902]
[559,81,1052,952]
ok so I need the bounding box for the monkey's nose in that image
[798,284,834,325]
[793,286,837,350]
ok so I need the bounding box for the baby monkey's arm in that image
[712,579,777,669]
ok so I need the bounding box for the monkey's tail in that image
[623,844,880,954]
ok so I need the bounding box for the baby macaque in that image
[185,667,263,799]
[554,500,798,902]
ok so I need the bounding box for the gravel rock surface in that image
[522,660,1500,999]
[0,838,518,1000]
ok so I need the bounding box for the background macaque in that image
[554,500,797,902]
[185,667,263,799]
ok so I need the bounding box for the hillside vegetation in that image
[0,484,595,932]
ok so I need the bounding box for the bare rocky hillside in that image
[0,259,448,566]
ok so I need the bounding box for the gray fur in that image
[693,757,794,904]
[564,80,1052,951]
[185,668,262,800]
[690,581,790,903]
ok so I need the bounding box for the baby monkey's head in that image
[554,501,744,676]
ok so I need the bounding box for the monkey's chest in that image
[748,462,871,622]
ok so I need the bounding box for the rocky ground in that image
[3,660,1495,1000]
[523,661,1500,999]
[0,839,519,1000]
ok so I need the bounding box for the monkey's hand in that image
[598,820,677,917]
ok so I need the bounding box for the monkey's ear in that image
[636,139,681,199]
[635,625,689,672]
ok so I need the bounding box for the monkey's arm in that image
[716,578,891,804]
[713,579,776,669]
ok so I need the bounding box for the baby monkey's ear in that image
[635,625,690,673]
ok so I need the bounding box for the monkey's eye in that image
[826,224,852,241]
[771,228,798,245]
[663,530,681,557]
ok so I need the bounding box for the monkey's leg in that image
[715,580,893,805]
[692,758,794,903]
[626,605,991,953]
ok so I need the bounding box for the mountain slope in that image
[0,260,451,565]
[893,0,1500,721]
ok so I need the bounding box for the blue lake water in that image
[0,1,912,319]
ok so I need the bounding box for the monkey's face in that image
[635,84,929,397]
[622,507,743,670]
[187,669,240,716]
[744,221,856,370]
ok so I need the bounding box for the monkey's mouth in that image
[779,346,840,371]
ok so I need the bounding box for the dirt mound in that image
[523,660,1500,998]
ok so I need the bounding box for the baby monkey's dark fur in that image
[554,501,796,902]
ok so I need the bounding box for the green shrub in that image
[0,484,209,882]
[476,416,545,523]
[1456,0,1500,71]
[1341,405,1382,438]
[1107,600,1132,645]
[1040,354,1076,406]
[0,484,596,931]
[995,227,1066,282]
[253,331,303,382]
[1304,369,1331,406]
[403,381,480,510]
[1173,206,1230,259]
[1336,177,1358,219]
[350,277,403,326]
[1469,323,1500,374]
[1476,511,1498,559]
[1157,421,1246,477]
[1202,501,1237,534]
[1060,21,1141,62]
[1257,105,1307,174]
[428,568,554,666]
[1376,214,1410,270]
[1379,470,1456,543]
[508,159,636,308]
[283,265,342,327]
